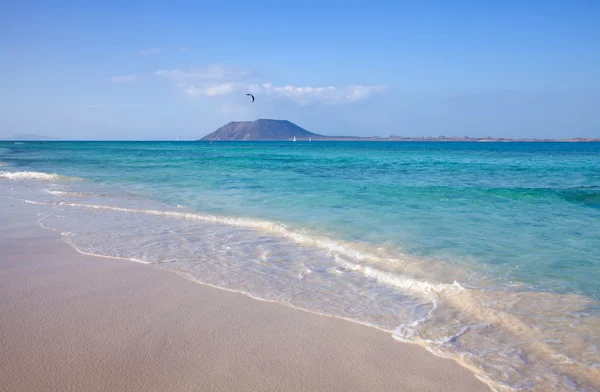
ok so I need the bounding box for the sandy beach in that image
[0,198,489,392]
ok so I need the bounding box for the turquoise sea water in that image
[1,141,599,391]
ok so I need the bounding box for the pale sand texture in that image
[0,198,490,392]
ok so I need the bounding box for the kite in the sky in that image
[246,93,255,103]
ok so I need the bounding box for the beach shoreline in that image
[0,197,490,392]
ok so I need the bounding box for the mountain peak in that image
[200,119,321,141]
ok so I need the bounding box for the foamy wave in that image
[13,197,461,300]
[24,199,410,266]
[392,287,600,391]
[0,171,80,181]
[47,190,90,197]
[333,255,463,299]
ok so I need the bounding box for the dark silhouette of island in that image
[201,119,598,142]
[201,119,321,141]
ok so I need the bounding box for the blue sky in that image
[1,0,598,140]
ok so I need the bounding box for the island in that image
[200,119,321,141]
[199,119,599,142]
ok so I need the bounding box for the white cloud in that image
[154,65,388,104]
[184,83,235,98]
[246,83,388,104]
[106,74,138,83]
[139,48,161,55]
[156,65,254,99]
[155,64,253,83]
[205,83,236,96]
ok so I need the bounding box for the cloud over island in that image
[154,65,388,104]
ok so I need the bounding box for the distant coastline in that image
[2,133,58,141]
[2,128,597,143]
[199,119,598,142]
[302,135,600,142]
[1,137,598,143]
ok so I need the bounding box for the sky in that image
[0,0,599,140]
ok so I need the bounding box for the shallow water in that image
[2,141,599,391]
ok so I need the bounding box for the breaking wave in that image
[0,170,81,181]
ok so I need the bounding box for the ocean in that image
[1,141,599,391]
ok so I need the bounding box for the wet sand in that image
[0,198,490,392]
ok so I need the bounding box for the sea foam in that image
[0,171,80,181]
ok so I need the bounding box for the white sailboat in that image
[309,137,311,142]
[293,136,296,142]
